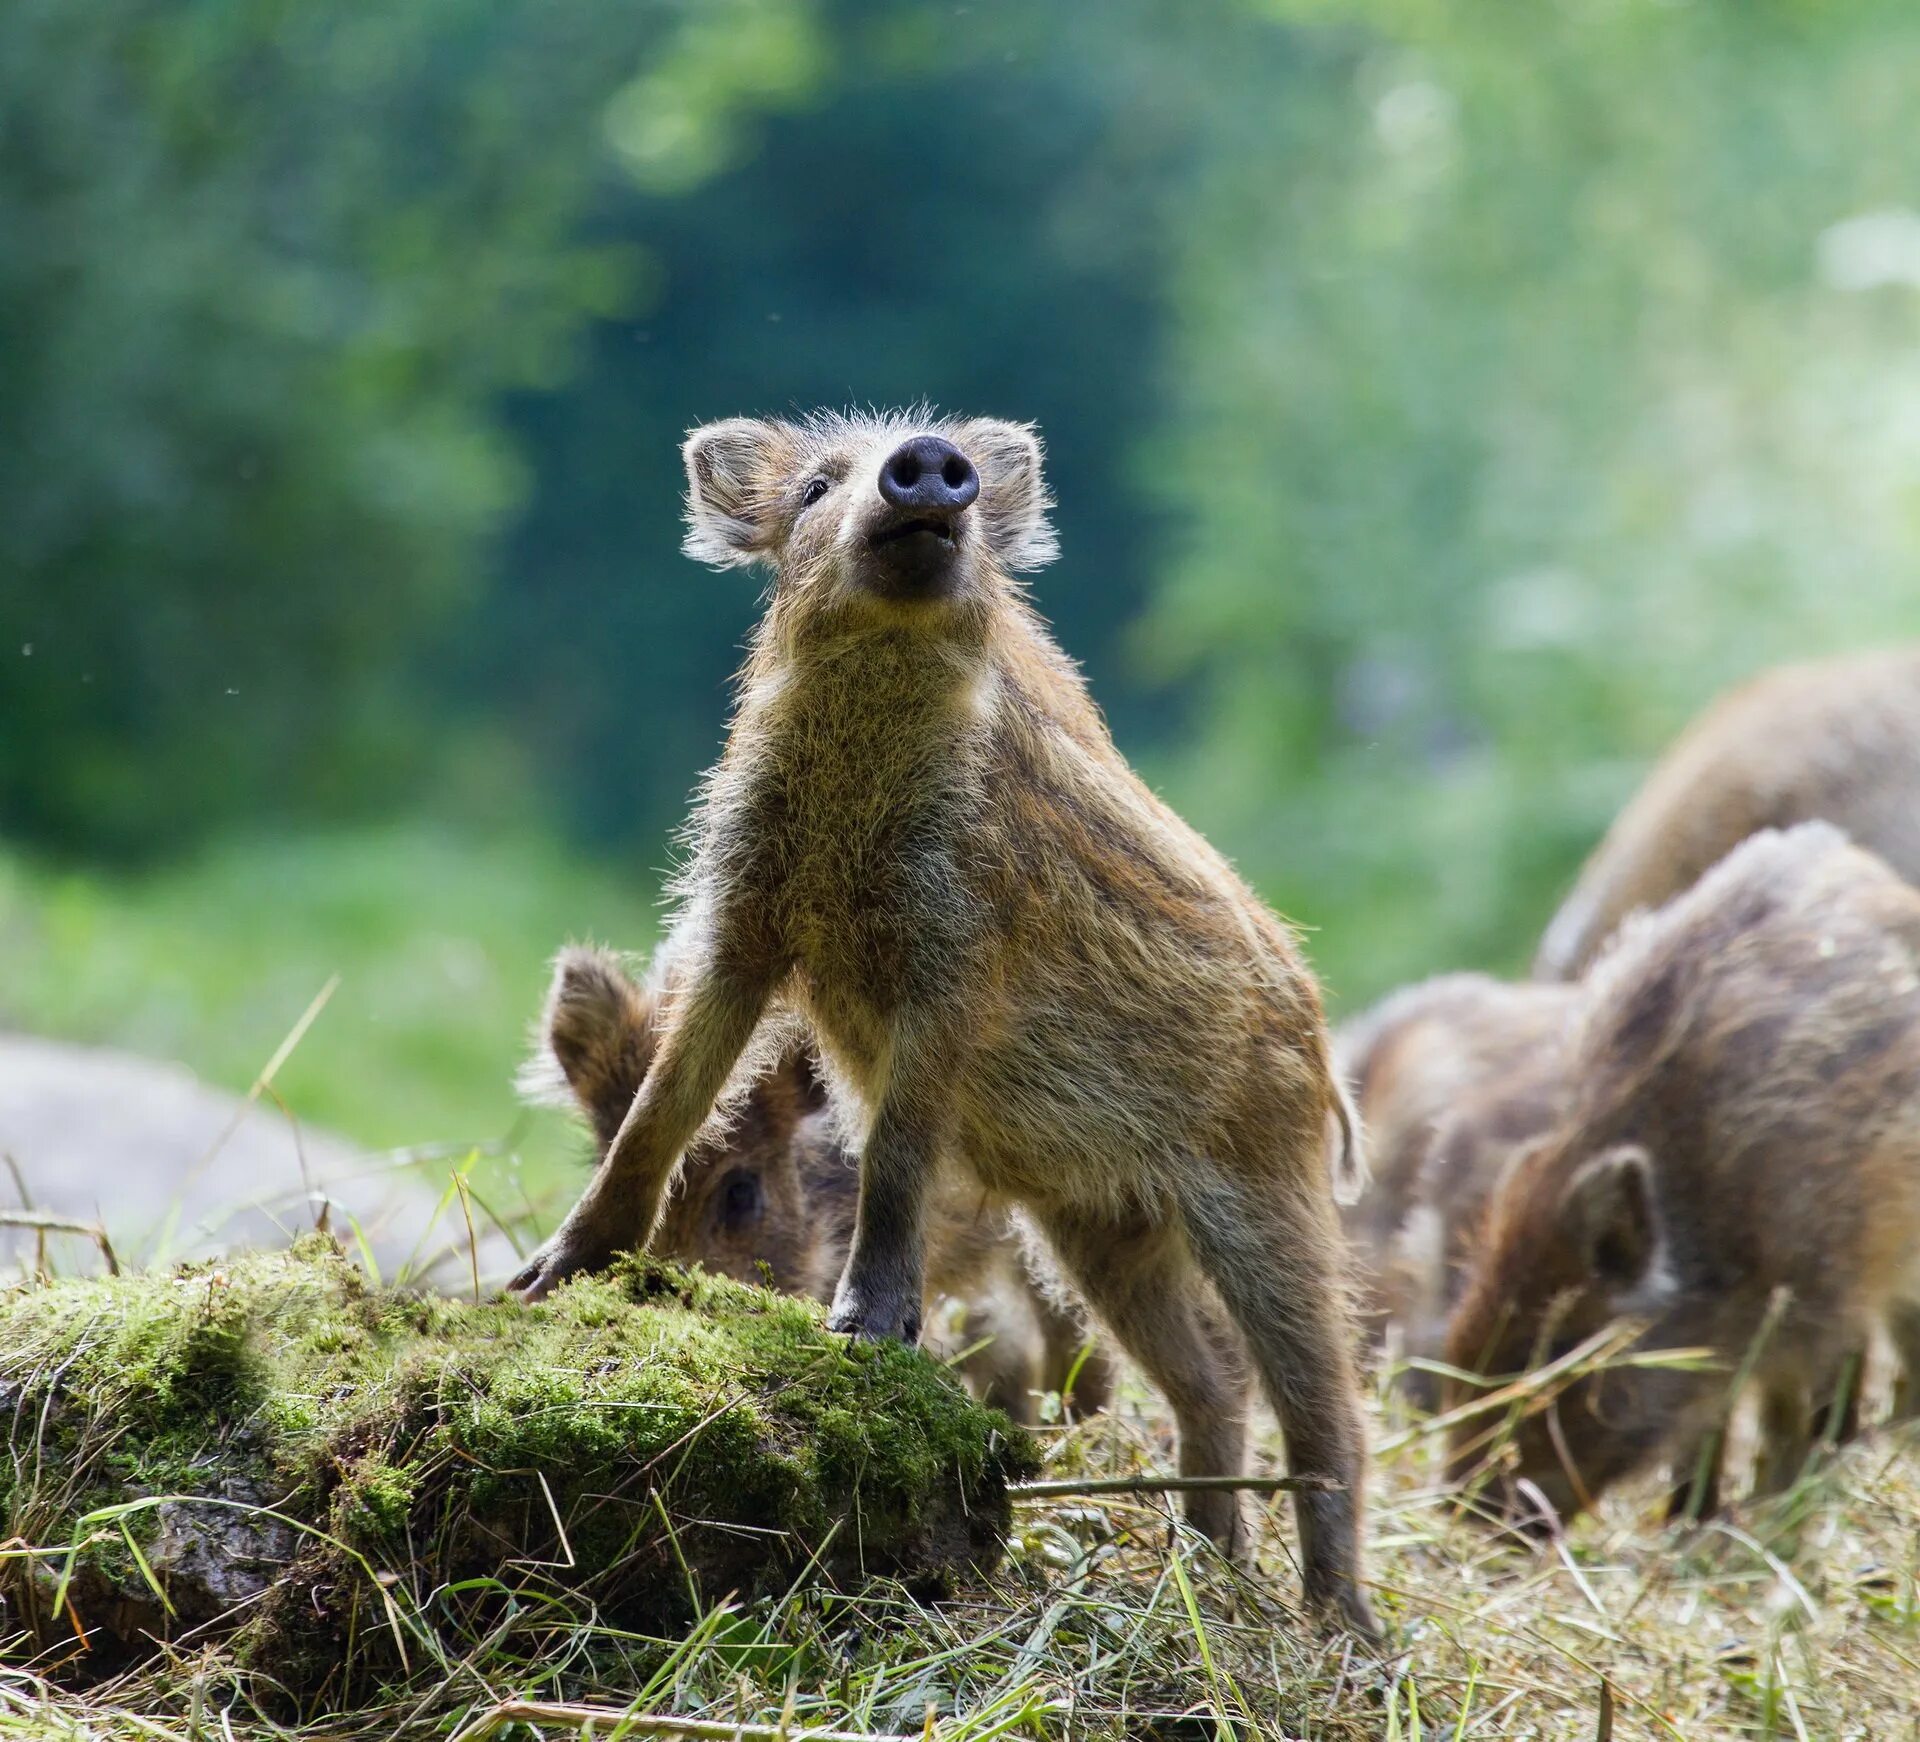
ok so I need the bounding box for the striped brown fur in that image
[508,409,1375,1634]
[1449,825,1920,1528]
[1535,648,1920,980]
[1337,975,1577,1400]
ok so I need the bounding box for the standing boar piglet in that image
[1535,647,1920,981]
[1337,974,1577,1378]
[1447,824,1920,1530]
[508,409,1376,1635]
[524,944,1111,1424]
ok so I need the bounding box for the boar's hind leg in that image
[1178,1152,1380,1641]
[1035,1208,1250,1551]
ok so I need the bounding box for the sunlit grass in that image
[4,1266,1916,1740]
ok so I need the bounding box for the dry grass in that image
[3,1121,1914,1741]
[4,1320,1917,1742]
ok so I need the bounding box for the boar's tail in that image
[1328,1075,1369,1207]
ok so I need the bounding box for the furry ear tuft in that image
[1560,1143,1661,1291]
[682,419,796,567]
[520,945,660,1151]
[952,418,1057,571]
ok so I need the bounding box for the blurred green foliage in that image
[1148,0,1920,998]
[0,0,668,850]
[8,0,1920,1127]
[0,825,653,1171]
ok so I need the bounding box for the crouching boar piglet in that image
[1448,824,1920,1529]
[1337,974,1576,1398]
[508,409,1376,1634]
[526,944,1110,1423]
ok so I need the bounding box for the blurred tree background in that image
[5,0,1920,1157]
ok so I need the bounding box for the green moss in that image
[0,1238,1035,1689]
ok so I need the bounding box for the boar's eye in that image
[800,476,831,509]
[717,1168,762,1230]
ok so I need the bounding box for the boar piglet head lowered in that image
[1442,1135,1699,1530]
[682,410,1057,637]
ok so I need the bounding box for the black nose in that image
[877,436,979,514]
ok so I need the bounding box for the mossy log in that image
[0,1237,1034,1688]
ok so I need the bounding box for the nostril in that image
[942,454,980,510]
[878,435,979,512]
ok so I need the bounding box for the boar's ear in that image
[953,418,1058,571]
[749,1037,830,1138]
[682,418,798,568]
[1559,1144,1661,1292]
[520,945,660,1151]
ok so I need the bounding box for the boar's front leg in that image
[1665,1427,1726,1525]
[828,1090,940,1345]
[1753,1377,1816,1498]
[509,955,771,1302]
[1890,1302,1920,1423]
[1813,1348,1865,1449]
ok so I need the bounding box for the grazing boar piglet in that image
[1536,647,1920,981]
[508,410,1376,1634]
[1448,824,1920,1529]
[526,944,1110,1422]
[1337,975,1577,1374]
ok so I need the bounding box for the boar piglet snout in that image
[876,435,979,518]
[863,435,983,596]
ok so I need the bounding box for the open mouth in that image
[868,515,955,551]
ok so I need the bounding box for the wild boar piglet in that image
[525,943,1109,1423]
[509,409,1375,1634]
[1338,974,1577,1384]
[1449,823,1920,1529]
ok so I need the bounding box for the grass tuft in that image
[1,1240,1916,1737]
[0,1238,1033,1717]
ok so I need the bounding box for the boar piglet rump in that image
[508,409,1376,1636]
[1535,647,1920,981]
[1448,823,1920,1530]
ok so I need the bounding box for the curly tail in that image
[1328,1076,1369,1207]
